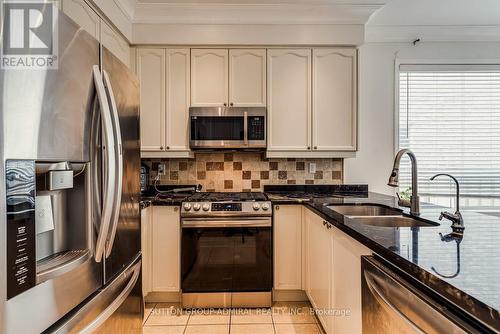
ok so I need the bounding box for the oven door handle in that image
[182,218,271,228]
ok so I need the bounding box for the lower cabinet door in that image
[305,208,333,332]
[274,205,302,290]
[331,228,371,334]
[152,206,180,292]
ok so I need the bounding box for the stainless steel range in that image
[180,192,272,308]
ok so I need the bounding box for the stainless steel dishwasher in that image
[361,256,482,334]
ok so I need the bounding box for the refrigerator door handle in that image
[79,260,141,334]
[92,65,117,263]
[102,70,124,259]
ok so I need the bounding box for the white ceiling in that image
[368,0,500,26]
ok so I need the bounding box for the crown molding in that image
[133,23,365,45]
[365,25,500,43]
[114,0,136,21]
[132,3,385,25]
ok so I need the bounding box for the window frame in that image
[394,58,500,211]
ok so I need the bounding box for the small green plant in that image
[400,187,412,201]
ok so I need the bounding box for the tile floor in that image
[143,302,324,334]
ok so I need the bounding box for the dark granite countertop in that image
[265,185,500,333]
[140,185,197,209]
[140,184,500,331]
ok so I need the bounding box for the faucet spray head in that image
[387,169,399,187]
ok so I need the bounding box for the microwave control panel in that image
[6,160,36,299]
[248,116,265,141]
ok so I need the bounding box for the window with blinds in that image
[398,64,500,213]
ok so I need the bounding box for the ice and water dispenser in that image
[6,160,93,299]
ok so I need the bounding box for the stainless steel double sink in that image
[325,204,439,228]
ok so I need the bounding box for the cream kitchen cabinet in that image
[62,0,131,67]
[303,207,371,334]
[137,48,192,158]
[165,49,191,153]
[267,49,312,152]
[141,206,153,296]
[331,228,371,334]
[136,48,165,152]
[274,205,303,290]
[151,206,180,292]
[266,47,357,158]
[229,49,267,107]
[304,208,333,333]
[191,49,229,107]
[62,0,100,40]
[100,21,130,67]
[191,48,267,107]
[313,48,357,151]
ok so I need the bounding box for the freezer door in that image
[45,256,143,334]
[101,47,141,283]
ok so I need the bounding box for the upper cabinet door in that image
[62,0,100,39]
[267,49,311,151]
[166,49,191,151]
[191,49,229,107]
[229,49,266,107]
[313,48,357,151]
[136,48,165,151]
[100,21,130,67]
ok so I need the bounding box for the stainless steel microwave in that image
[189,107,267,149]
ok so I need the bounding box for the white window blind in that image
[398,64,500,212]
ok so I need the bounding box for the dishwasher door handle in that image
[364,270,426,334]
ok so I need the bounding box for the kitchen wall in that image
[343,0,500,195]
[345,41,500,195]
[142,153,343,192]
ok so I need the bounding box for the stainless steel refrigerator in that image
[0,6,142,334]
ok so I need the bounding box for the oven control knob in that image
[193,203,201,211]
[262,203,270,211]
[253,203,261,211]
[202,203,210,211]
[183,203,192,211]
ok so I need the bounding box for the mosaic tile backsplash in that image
[142,152,343,192]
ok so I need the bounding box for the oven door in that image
[181,218,272,293]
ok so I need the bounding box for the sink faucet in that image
[387,149,420,215]
[430,173,464,233]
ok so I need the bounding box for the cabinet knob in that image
[276,206,280,210]
[314,146,318,150]
[307,146,311,150]
[166,146,170,150]
[160,146,164,150]
[230,102,234,106]
[223,103,227,107]
[174,207,179,212]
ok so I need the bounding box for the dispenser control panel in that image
[6,160,36,299]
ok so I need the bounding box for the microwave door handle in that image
[244,111,248,146]
[92,65,116,263]
[102,70,123,259]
